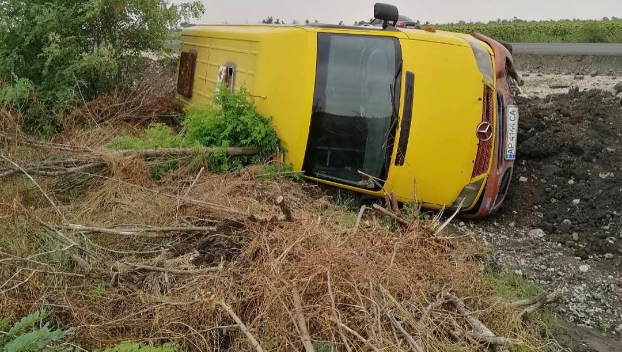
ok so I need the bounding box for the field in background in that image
[171,20,622,43]
[437,20,622,43]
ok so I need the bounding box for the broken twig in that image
[292,288,316,352]
[218,301,266,352]
[446,292,515,352]
[114,147,258,158]
[120,262,221,275]
[66,224,216,237]
[512,289,564,317]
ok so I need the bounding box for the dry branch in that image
[446,293,515,352]
[433,199,463,236]
[184,166,205,197]
[114,147,258,158]
[511,290,563,308]
[352,205,367,234]
[512,290,564,317]
[330,317,381,352]
[386,312,425,352]
[1,155,67,222]
[217,301,266,352]
[469,333,525,348]
[292,288,316,352]
[327,268,353,352]
[66,224,216,237]
[120,262,222,275]
[276,196,294,221]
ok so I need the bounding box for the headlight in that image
[467,39,494,84]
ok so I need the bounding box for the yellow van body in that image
[175,24,510,214]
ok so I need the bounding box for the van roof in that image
[181,24,470,47]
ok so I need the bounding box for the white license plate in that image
[505,105,519,160]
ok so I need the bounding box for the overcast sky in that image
[176,0,622,25]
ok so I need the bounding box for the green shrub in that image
[0,0,205,135]
[184,87,280,159]
[0,311,180,352]
[108,87,281,174]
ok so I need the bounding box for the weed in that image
[107,124,189,150]
[0,310,71,352]
[312,341,331,352]
[599,321,609,333]
[332,189,358,210]
[184,87,279,158]
[231,235,248,246]
[92,283,106,297]
[484,266,539,301]
[148,159,180,180]
[260,163,304,181]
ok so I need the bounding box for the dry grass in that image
[0,153,557,351]
[0,66,559,351]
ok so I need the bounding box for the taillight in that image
[471,85,494,178]
[396,23,405,28]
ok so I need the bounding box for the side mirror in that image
[374,3,399,29]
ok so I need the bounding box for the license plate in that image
[505,105,519,160]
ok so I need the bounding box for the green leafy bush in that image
[183,87,280,159]
[0,0,205,134]
[0,310,70,352]
[108,87,281,174]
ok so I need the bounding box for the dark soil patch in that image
[499,90,622,255]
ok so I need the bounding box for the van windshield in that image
[303,33,401,188]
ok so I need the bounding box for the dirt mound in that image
[501,89,622,256]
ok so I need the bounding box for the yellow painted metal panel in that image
[385,39,486,206]
[176,25,495,208]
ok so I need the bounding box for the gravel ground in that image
[520,73,622,98]
[461,67,622,352]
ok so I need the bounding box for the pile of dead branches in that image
[0,146,562,351]
[62,84,182,131]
